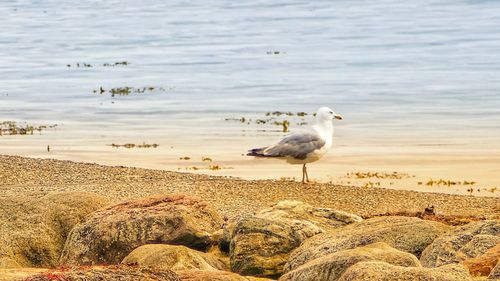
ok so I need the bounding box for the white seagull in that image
[247,107,342,183]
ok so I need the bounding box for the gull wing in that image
[263,132,325,160]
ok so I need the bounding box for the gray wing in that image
[264,132,325,160]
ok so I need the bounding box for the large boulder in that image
[257,200,363,230]
[221,201,362,252]
[177,270,273,281]
[229,217,301,277]
[420,220,500,267]
[229,201,362,277]
[280,242,421,281]
[462,244,500,277]
[285,216,451,272]
[23,266,180,281]
[122,244,226,271]
[60,194,224,265]
[338,261,473,281]
[0,192,110,268]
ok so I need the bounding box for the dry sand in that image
[0,155,498,220]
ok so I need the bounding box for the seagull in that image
[247,107,342,183]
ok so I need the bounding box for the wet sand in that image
[0,155,498,220]
[2,133,499,197]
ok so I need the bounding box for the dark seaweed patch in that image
[109,143,159,148]
[94,87,165,97]
[67,61,129,68]
[0,121,57,136]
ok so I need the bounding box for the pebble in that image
[0,155,498,220]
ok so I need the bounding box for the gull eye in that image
[329,111,333,114]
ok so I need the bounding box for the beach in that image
[1,155,499,280]
[2,0,500,279]
[1,155,498,219]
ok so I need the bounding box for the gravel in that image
[0,155,498,220]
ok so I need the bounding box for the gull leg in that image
[302,164,306,184]
[305,164,310,182]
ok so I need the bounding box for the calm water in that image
[1,1,500,194]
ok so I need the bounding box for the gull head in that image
[316,107,343,122]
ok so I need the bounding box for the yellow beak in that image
[334,115,343,120]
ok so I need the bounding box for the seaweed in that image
[425,179,476,187]
[0,121,57,136]
[67,61,129,68]
[94,86,165,97]
[209,165,221,170]
[202,157,212,162]
[109,143,159,148]
[266,51,286,55]
[345,171,413,180]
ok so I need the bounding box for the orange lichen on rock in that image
[462,244,500,277]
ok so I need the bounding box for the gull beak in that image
[334,115,343,120]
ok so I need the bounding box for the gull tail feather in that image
[247,147,273,157]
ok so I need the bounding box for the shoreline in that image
[0,154,498,219]
[2,130,499,197]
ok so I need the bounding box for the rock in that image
[420,220,500,267]
[177,270,273,281]
[229,217,300,277]
[211,229,225,247]
[220,218,238,253]
[60,194,224,265]
[338,261,473,281]
[0,192,110,268]
[257,200,363,230]
[0,268,49,281]
[489,261,500,279]
[22,265,180,281]
[462,244,500,277]
[280,242,421,281]
[0,257,20,269]
[285,216,451,272]
[229,201,362,277]
[207,243,230,270]
[122,244,226,271]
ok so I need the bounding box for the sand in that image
[0,155,498,220]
